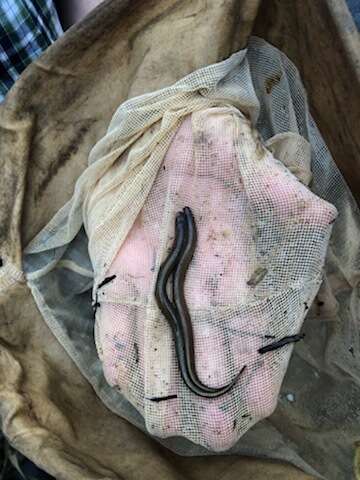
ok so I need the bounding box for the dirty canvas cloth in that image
[23,35,359,479]
[0,0,359,479]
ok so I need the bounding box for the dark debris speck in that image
[134,343,139,363]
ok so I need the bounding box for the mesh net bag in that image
[88,106,336,451]
[24,38,339,453]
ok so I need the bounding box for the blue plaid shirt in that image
[0,0,63,101]
[347,0,360,29]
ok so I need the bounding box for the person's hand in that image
[95,108,337,450]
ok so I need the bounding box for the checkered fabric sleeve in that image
[0,0,63,101]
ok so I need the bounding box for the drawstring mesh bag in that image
[25,38,338,452]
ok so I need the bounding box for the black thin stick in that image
[98,275,116,289]
[258,333,305,354]
[147,394,178,402]
[92,301,100,312]
[92,292,100,315]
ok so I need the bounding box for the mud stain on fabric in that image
[265,73,282,94]
[33,119,95,201]
[247,267,268,286]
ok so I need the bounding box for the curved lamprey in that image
[155,207,246,398]
[155,213,221,395]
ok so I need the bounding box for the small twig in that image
[147,394,178,402]
[258,333,305,354]
[134,343,139,364]
[98,275,116,289]
[92,292,100,316]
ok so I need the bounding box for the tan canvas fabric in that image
[0,0,359,479]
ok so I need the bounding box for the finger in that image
[97,216,153,398]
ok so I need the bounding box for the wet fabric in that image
[0,1,359,479]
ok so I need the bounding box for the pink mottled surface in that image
[96,108,337,450]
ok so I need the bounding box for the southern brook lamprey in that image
[155,211,224,396]
[155,207,246,398]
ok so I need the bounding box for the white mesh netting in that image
[24,37,341,453]
[90,107,336,450]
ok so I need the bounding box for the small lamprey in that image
[155,207,245,398]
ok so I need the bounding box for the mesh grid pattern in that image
[92,108,336,450]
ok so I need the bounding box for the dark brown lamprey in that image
[155,207,246,398]
[155,213,223,396]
